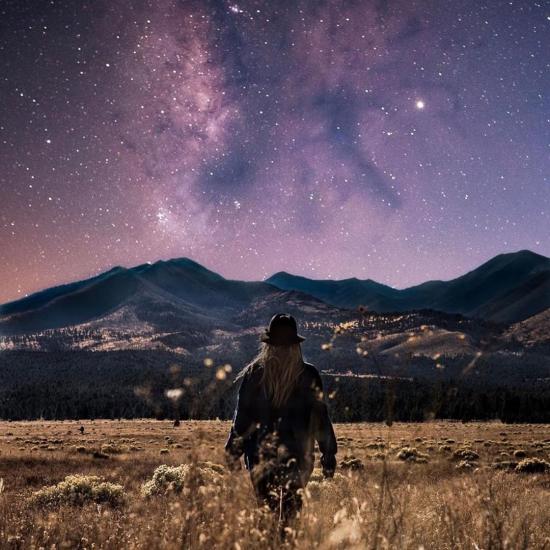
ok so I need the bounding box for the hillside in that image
[0,258,277,335]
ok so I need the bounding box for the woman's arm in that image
[312,372,338,477]
[224,369,257,469]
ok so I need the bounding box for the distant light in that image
[415,100,425,110]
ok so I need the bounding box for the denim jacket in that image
[225,361,337,478]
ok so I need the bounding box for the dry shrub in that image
[141,462,225,497]
[455,460,476,471]
[339,456,365,471]
[492,460,518,470]
[305,472,349,501]
[396,446,429,462]
[515,458,550,474]
[29,475,125,508]
[452,447,479,461]
[101,443,125,454]
[366,442,386,450]
[92,450,109,459]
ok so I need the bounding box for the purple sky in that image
[0,0,548,302]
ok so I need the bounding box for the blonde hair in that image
[245,343,304,408]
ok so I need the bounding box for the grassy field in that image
[0,420,549,549]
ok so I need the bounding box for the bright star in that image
[416,100,425,110]
[156,208,168,224]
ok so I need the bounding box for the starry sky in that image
[1,0,548,303]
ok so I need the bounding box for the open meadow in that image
[0,420,549,549]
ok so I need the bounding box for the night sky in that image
[1,0,548,303]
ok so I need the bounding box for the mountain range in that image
[267,250,550,323]
[1,250,548,338]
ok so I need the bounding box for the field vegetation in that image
[1,420,549,548]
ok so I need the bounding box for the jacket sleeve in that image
[224,370,256,468]
[312,372,338,476]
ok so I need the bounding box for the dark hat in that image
[261,313,305,346]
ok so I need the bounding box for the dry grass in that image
[0,420,549,549]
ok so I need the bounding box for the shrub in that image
[455,460,476,471]
[92,451,109,460]
[142,462,225,497]
[101,443,125,454]
[452,448,479,461]
[306,473,349,500]
[339,457,365,471]
[515,458,550,474]
[142,465,188,496]
[306,480,322,499]
[366,442,385,450]
[198,461,225,475]
[29,475,125,508]
[372,452,387,461]
[492,461,518,470]
[396,447,428,463]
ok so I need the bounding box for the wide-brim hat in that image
[261,313,305,346]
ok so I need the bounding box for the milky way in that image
[0,0,548,302]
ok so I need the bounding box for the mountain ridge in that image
[267,250,550,323]
[0,250,548,335]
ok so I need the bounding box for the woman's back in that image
[226,360,336,477]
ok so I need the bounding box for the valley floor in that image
[0,420,549,549]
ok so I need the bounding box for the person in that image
[225,313,337,527]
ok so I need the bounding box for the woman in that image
[225,313,337,524]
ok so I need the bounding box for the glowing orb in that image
[415,100,425,110]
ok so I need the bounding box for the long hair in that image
[241,343,304,408]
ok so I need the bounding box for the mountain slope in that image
[0,259,277,335]
[503,307,550,349]
[475,270,550,323]
[418,250,549,315]
[0,268,147,333]
[266,272,396,309]
[267,250,550,322]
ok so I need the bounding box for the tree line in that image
[0,351,549,422]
